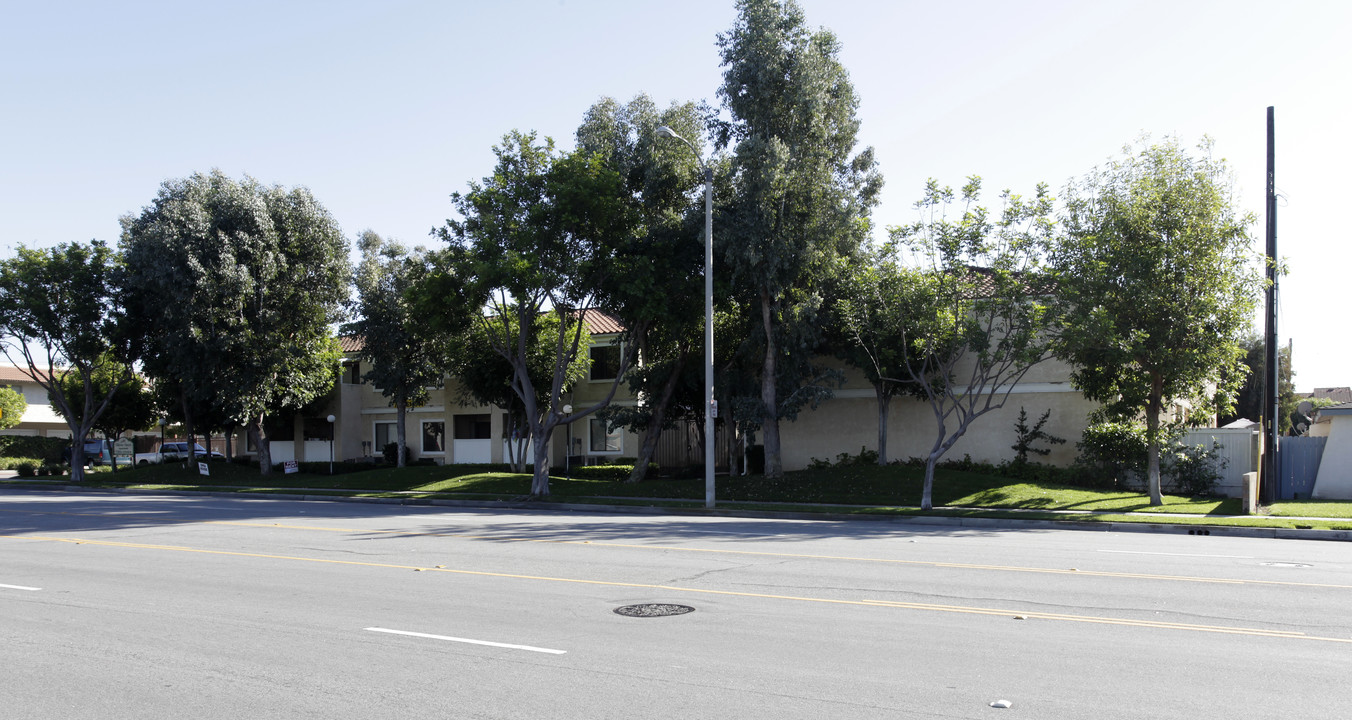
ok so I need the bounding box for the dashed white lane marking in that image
[1097,550,1254,559]
[0,583,41,591]
[364,627,566,654]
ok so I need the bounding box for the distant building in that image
[0,365,68,438]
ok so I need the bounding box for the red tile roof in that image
[1310,387,1352,404]
[0,364,50,384]
[337,309,623,356]
[579,308,624,335]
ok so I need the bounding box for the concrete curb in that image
[3,481,1350,542]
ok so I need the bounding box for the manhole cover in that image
[1260,562,1312,568]
[614,603,695,618]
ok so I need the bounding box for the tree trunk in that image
[759,292,782,479]
[1146,376,1164,506]
[225,425,234,460]
[922,452,938,511]
[395,401,407,468]
[530,425,551,497]
[876,384,891,466]
[627,351,689,483]
[180,390,196,463]
[69,434,86,483]
[250,416,273,475]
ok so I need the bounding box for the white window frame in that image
[420,419,446,455]
[588,417,622,455]
[373,421,397,452]
[588,341,624,383]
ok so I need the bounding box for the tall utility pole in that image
[1260,106,1279,505]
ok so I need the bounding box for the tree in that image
[0,241,135,480]
[121,170,350,474]
[835,252,932,465]
[0,385,26,431]
[715,0,882,478]
[574,94,709,482]
[443,312,590,472]
[884,178,1059,510]
[433,132,639,496]
[51,353,156,471]
[1219,334,1297,432]
[344,231,463,468]
[1052,137,1262,505]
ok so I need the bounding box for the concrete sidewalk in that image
[3,477,1350,543]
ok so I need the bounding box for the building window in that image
[454,414,492,440]
[342,361,361,385]
[589,417,621,453]
[374,421,396,450]
[589,344,621,382]
[422,420,446,454]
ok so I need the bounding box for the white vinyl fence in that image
[1179,428,1259,498]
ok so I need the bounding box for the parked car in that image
[63,439,114,466]
[135,442,225,465]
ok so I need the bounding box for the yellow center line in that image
[4,532,1348,645]
[4,506,1351,590]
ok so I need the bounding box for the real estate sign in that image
[113,438,135,466]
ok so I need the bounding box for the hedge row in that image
[0,436,66,462]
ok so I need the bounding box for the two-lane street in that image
[3,490,1350,719]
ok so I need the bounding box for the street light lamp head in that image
[327,414,336,423]
[655,125,680,140]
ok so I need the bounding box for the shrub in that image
[1010,407,1066,464]
[808,447,879,468]
[15,461,39,477]
[270,460,374,476]
[568,464,658,481]
[1162,440,1226,497]
[381,443,411,465]
[1071,421,1148,489]
[0,457,44,471]
[0,435,66,462]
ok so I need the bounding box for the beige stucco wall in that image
[332,333,1093,472]
[768,354,1092,470]
[777,387,1096,470]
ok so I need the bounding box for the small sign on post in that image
[113,438,135,466]
[198,461,209,476]
[284,460,299,474]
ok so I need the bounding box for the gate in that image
[651,420,727,473]
[1278,436,1326,500]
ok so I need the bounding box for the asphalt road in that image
[2,489,1350,719]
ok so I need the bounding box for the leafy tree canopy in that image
[879,177,1059,509]
[713,0,882,478]
[0,385,26,431]
[0,240,134,479]
[121,170,350,472]
[1051,136,1262,504]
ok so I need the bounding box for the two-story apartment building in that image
[246,310,643,468]
[243,309,1113,472]
[0,365,69,438]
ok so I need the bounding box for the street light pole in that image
[327,414,336,476]
[656,125,715,509]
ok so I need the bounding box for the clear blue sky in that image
[3,0,1348,391]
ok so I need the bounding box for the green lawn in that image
[12,459,1352,530]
